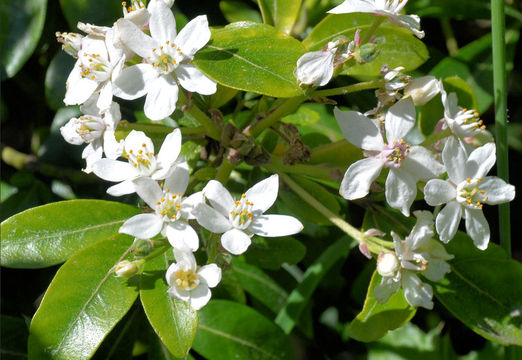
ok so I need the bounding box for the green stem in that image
[215,158,234,184]
[420,128,451,147]
[491,0,511,257]
[264,157,339,183]
[246,96,306,138]
[309,80,384,97]
[141,244,170,262]
[178,92,221,140]
[440,18,459,56]
[360,16,385,44]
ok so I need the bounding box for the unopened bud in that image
[132,238,153,257]
[364,228,386,237]
[377,252,400,278]
[113,260,140,278]
[358,43,379,63]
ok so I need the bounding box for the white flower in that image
[64,29,125,111]
[166,247,221,310]
[295,42,337,87]
[193,174,304,255]
[335,98,444,216]
[374,66,409,106]
[404,76,441,106]
[60,95,123,173]
[424,137,515,250]
[113,1,216,120]
[328,0,425,39]
[374,211,454,309]
[92,129,182,196]
[119,162,203,251]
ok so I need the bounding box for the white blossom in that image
[194,175,303,255]
[328,0,425,38]
[424,137,515,250]
[335,98,444,216]
[295,42,337,87]
[113,1,216,120]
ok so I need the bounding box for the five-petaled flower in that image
[424,137,515,250]
[193,174,304,255]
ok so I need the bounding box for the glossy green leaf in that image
[0,0,47,79]
[432,233,522,346]
[231,259,288,313]
[28,237,138,360]
[442,76,478,110]
[60,0,122,29]
[282,106,320,126]
[1,315,29,360]
[257,0,302,34]
[244,236,306,270]
[275,238,354,334]
[1,199,140,268]
[140,252,198,358]
[417,93,444,137]
[193,300,294,360]
[220,0,262,23]
[303,14,428,75]
[193,22,305,98]
[347,271,416,342]
[45,51,75,110]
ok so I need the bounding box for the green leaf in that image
[45,51,75,110]
[28,238,138,360]
[303,14,428,76]
[193,300,294,360]
[1,199,140,268]
[442,76,478,110]
[193,22,305,98]
[60,0,122,29]
[282,106,320,126]
[0,0,47,79]
[275,238,355,334]
[1,315,29,360]
[347,271,416,342]
[257,0,302,34]
[244,236,306,270]
[231,259,288,313]
[220,0,262,23]
[432,232,522,346]
[139,252,199,358]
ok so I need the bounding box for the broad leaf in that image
[220,0,262,23]
[193,22,305,98]
[432,233,522,346]
[1,199,140,268]
[257,0,302,34]
[231,259,288,313]
[347,271,416,342]
[303,14,428,76]
[0,0,47,79]
[244,236,306,270]
[28,237,138,360]
[193,300,294,360]
[45,51,75,110]
[60,0,122,29]
[140,252,198,358]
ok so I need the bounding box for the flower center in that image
[457,177,488,210]
[383,139,410,168]
[229,193,254,230]
[175,269,199,291]
[79,53,110,82]
[74,116,105,143]
[124,142,156,173]
[156,189,183,221]
[122,1,145,16]
[148,41,185,75]
[456,108,486,131]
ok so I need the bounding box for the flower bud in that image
[113,260,140,278]
[358,43,379,63]
[404,76,441,105]
[132,238,153,257]
[377,252,400,278]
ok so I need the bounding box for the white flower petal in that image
[116,18,156,58]
[119,213,163,238]
[295,50,335,87]
[176,65,217,95]
[188,284,211,310]
[334,108,384,151]
[385,98,415,143]
[442,136,467,184]
[102,130,123,159]
[404,76,440,106]
[424,179,456,206]
[402,272,433,309]
[248,215,303,237]
[82,143,103,174]
[163,162,189,196]
[181,191,204,220]
[166,222,199,252]
[202,180,235,218]
[480,177,515,205]
[464,208,490,250]
[92,159,137,181]
[157,129,182,169]
[144,75,179,121]
[407,210,434,250]
[193,203,232,233]
[64,77,98,106]
[328,0,378,13]
[402,146,444,180]
[133,177,163,209]
[435,201,462,243]
[221,228,252,255]
[107,179,137,196]
[168,284,190,302]
[198,264,222,288]
[148,0,177,44]
[165,262,183,286]
[385,168,417,217]
[245,174,279,215]
[173,247,197,269]
[374,277,400,304]
[465,142,496,179]
[113,64,157,100]
[423,258,451,282]
[339,157,385,200]
[96,82,113,111]
[175,15,211,58]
